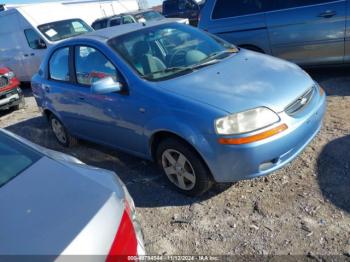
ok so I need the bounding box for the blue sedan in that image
[31,21,326,196]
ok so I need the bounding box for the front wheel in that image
[156,138,213,196]
[49,115,78,147]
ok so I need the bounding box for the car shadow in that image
[5,116,232,208]
[317,135,350,213]
[306,67,350,96]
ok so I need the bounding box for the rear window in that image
[0,132,42,188]
[212,0,268,19]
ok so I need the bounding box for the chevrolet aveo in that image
[32,21,326,196]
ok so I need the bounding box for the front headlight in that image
[4,71,15,79]
[215,107,280,135]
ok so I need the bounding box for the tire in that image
[13,97,25,110]
[156,137,213,196]
[49,115,78,147]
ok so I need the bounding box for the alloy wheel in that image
[161,149,196,191]
[51,118,67,144]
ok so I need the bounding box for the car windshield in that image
[109,23,238,81]
[38,19,93,42]
[134,11,164,22]
[0,132,42,188]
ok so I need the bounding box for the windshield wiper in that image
[143,66,193,79]
[190,59,220,70]
[203,49,238,62]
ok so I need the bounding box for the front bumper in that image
[205,88,326,183]
[0,87,23,110]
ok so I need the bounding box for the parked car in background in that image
[0,3,93,82]
[0,67,24,111]
[199,0,350,66]
[32,21,326,196]
[0,128,145,257]
[92,9,188,30]
[162,0,205,26]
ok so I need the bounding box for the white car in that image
[0,128,145,257]
[92,9,189,30]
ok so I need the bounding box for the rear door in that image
[43,46,84,134]
[203,0,272,53]
[267,0,346,65]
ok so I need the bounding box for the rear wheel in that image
[49,115,78,147]
[156,137,213,196]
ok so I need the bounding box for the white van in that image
[0,3,93,82]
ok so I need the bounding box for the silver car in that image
[0,129,145,257]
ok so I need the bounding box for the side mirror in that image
[91,76,122,95]
[38,39,47,48]
[34,39,47,49]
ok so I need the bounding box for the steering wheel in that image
[168,49,188,67]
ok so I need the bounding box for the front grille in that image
[0,89,17,100]
[285,86,315,116]
[0,76,8,89]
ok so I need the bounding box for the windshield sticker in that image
[46,29,57,37]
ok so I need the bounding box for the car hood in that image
[0,157,125,255]
[160,49,315,114]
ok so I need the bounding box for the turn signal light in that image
[218,124,288,145]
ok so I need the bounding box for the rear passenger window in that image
[212,0,268,19]
[75,46,118,85]
[276,0,332,9]
[49,47,70,82]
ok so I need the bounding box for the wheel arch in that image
[149,130,215,181]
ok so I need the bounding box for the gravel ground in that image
[0,67,349,258]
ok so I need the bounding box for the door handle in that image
[30,53,35,56]
[24,54,29,57]
[78,97,85,101]
[318,10,336,18]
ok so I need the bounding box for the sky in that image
[2,0,163,7]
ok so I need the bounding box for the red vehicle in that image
[0,67,24,111]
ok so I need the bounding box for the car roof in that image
[92,9,157,23]
[73,20,175,43]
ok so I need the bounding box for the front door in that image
[22,29,47,81]
[72,45,146,154]
[267,0,346,65]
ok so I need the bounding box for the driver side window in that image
[75,46,118,85]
